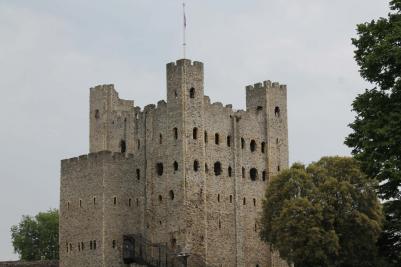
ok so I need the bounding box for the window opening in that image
[242,167,245,178]
[159,134,163,144]
[204,131,208,143]
[250,168,258,181]
[136,169,140,180]
[243,198,246,205]
[156,163,164,176]
[230,195,233,203]
[113,197,117,205]
[261,142,265,153]
[112,240,116,249]
[129,198,132,207]
[217,194,220,202]
[228,166,232,177]
[241,138,245,149]
[250,140,256,152]
[214,162,222,176]
[193,127,198,139]
[227,135,231,147]
[215,133,220,145]
[274,106,280,117]
[169,190,175,200]
[159,195,162,202]
[95,109,100,119]
[173,161,178,172]
[262,171,266,181]
[120,140,126,153]
[173,128,178,140]
[194,160,200,172]
[189,87,195,98]
[253,198,256,206]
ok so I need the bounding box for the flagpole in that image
[183,2,186,59]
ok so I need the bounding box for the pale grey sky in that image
[0,0,390,260]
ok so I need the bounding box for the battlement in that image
[246,80,287,91]
[90,84,116,91]
[167,59,204,69]
[61,151,134,168]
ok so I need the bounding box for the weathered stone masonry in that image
[60,59,289,267]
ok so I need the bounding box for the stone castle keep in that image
[60,59,289,267]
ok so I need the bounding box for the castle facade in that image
[60,59,289,267]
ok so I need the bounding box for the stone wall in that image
[59,59,289,267]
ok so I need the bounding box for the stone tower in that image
[60,59,289,267]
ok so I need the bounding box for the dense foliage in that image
[260,157,383,267]
[11,209,59,260]
[346,0,401,264]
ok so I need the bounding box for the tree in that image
[260,157,383,267]
[11,209,59,261]
[345,0,401,264]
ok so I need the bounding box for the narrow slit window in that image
[113,197,117,205]
[261,142,265,153]
[173,128,178,140]
[215,133,220,145]
[173,161,178,172]
[193,127,198,139]
[93,197,96,205]
[120,140,126,153]
[94,109,100,119]
[262,171,266,181]
[189,87,195,98]
[241,138,245,149]
[129,198,132,207]
[228,166,232,177]
[112,240,116,249]
[204,131,208,143]
[230,195,233,203]
[194,160,200,172]
[227,135,231,147]
[159,134,163,144]
[136,169,140,180]
[169,190,175,200]
[242,167,245,178]
[253,198,256,206]
[243,198,246,205]
[217,194,220,202]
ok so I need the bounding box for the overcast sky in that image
[0,0,391,260]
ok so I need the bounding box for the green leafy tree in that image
[260,157,383,267]
[11,209,59,260]
[345,0,401,264]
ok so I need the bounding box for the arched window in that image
[156,163,164,176]
[250,168,258,181]
[204,131,208,143]
[261,142,265,153]
[194,160,200,172]
[113,197,117,205]
[173,127,178,140]
[120,140,126,153]
[214,162,222,176]
[227,135,231,147]
[173,161,178,172]
[169,190,175,200]
[94,109,100,119]
[241,138,245,149]
[215,133,220,145]
[189,87,195,98]
[228,166,232,177]
[159,134,163,144]
[274,106,280,117]
[193,127,198,139]
[250,140,256,152]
